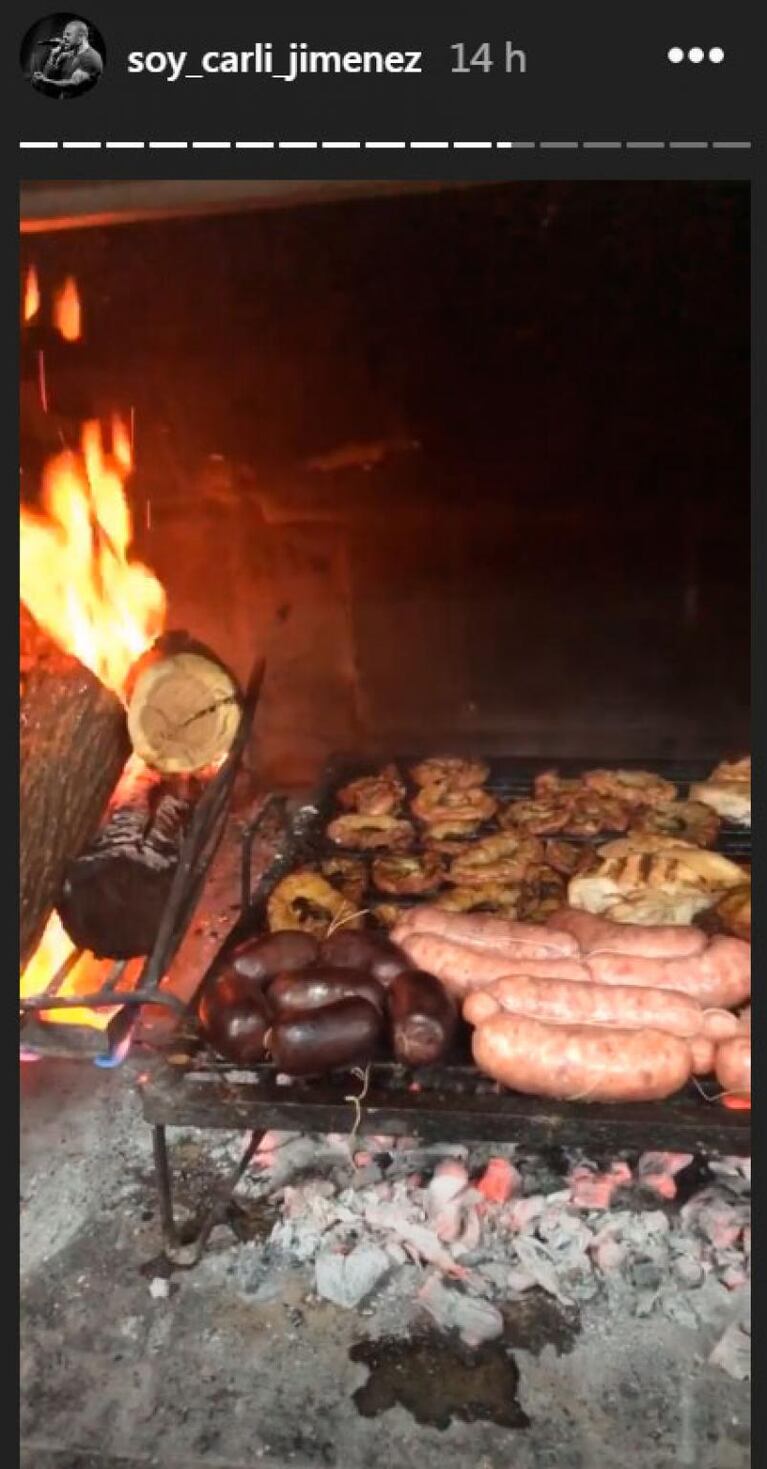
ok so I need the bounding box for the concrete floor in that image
[21,1060,750,1469]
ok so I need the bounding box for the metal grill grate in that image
[141,752,750,1157]
[236,754,751,932]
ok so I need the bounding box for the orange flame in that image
[19,768,151,1032]
[111,411,132,471]
[23,265,40,323]
[20,418,166,694]
[20,417,167,1030]
[53,276,81,341]
[19,915,116,1031]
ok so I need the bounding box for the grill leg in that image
[187,1130,265,1263]
[151,1126,265,1267]
[152,1124,178,1249]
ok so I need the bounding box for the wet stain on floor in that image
[350,1332,530,1430]
[500,1289,580,1356]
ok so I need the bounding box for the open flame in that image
[19,915,116,1031]
[20,418,166,1032]
[23,265,40,323]
[20,417,165,694]
[53,276,81,341]
[19,767,150,1034]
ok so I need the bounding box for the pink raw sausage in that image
[472,1014,692,1102]
[689,1034,716,1076]
[587,936,750,1010]
[462,972,708,1037]
[548,907,706,959]
[397,933,588,997]
[714,1036,751,1097]
[392,906,579,958]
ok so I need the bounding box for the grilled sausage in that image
[396,933,590,997]
[387,970,457,1066]
[472,1014,692,1102]
[464,956,593,983]
[689,1034,716,1076]
[392,906,579,958]
[587,953,681,989]
[714,1036,751,1097]
[320,928,410,985]
[405,931,594,996]
[461,972,708,1038]
[267,997,383,1075]
[267,966,386,1015]
[231,930,319,982]
[198,971,271,1064]
[548,907,706,959]
[698,937,751,1006]
[463,976,737,1046]
[700,1009,740,1041]
[588,935,750,1009]
[463,990,502,1027]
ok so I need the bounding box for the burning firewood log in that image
[20,604,130,970]
[56,763,206,959]
[125,631,242,775]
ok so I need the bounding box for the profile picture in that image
[20,14,106,99]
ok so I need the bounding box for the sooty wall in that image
[21,181,749,782]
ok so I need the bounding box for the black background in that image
[8,0,759,170]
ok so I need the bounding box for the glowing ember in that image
[53,275,81,341]
[20,417,166,694]
[23,265,40,323]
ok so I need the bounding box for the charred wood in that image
[57,765,206,959]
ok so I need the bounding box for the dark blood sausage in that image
[387,970,457,1067]
[267,966,386,1016]
[231,930,319,982]
[267,997,383,1076]
[320,928,411,986]
[198,969,271,1064]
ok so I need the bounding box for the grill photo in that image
[20,177,751,1466]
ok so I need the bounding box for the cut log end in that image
[127,642,242,775]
